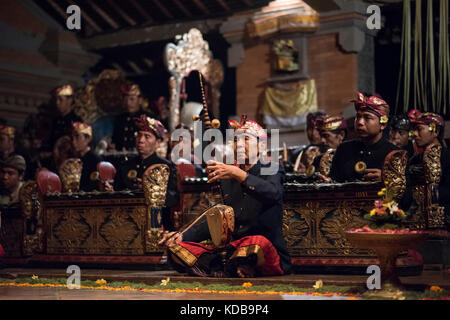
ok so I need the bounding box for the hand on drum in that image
[158,231,183,248]
[206,160,248,184]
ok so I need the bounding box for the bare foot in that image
[236,264,255,278]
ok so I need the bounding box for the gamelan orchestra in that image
[0,72,448,279]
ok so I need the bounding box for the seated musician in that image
[290,111,328,173]
[71,122,101,192]
[406,110,450,230]
[47,85,82,151]
[389,114,415,156]
[316,115,347,149]
[111,83,156,152]
[327,92,398,183]
[159,117,292,278]
[111,115,179,229]
[0,155,26,207]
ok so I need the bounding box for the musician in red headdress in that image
[328,92,398,182]
[404,110,450,231]
[159,115,292,278]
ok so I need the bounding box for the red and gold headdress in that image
[134,115,167,139]
[121,83,141,96]
[408,109,444,132]
[0,126,16,139]
[72,122,92,137]
[315,115,347,131]
[54,84,74,97]
[228,115,267,140]
[352,92,390,123]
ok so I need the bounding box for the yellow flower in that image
[242,282,253,288]
[160,277,170,286]
[430,286,443,292]
[370,209,377,216]
[313,280,323,289]
[377,188,387,196]
[397,209,405,216]
[31,275,39,280]
[380,115,388,124]
[95,279,107,285]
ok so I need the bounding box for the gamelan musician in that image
[328,92,398,183]
[159,116,292,278]
[111,115,179,230]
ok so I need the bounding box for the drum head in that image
[206,204,234,247]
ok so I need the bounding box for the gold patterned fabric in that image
[229,244,265,267]
[262,79,317,127]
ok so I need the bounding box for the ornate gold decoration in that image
[381,150,408,202]
[45,198,147,255]
[73,69,127,123]
[320,205,369,252]
[51,210,91,249]
[247,0,319,38]
[99,213,140,248]
[282,208,309,248]
[19,181,44,255]
[165,28,224,131]
[319,149,335,176]
[59,158,83,193]
[427,205,445,229]
[142,164,170,252]
[355,161,367,173]
[423,143,442,184]
[142,164,170,208]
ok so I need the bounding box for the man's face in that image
[234,135,260,165]
[72,133,91,155]
[320,130,344,149]
[307,124,321,145]
[354,111,385,139]
[389,128,409,148]
[136,130,159,158]
[56,96,73,116]
[0,167,21,192]
[124,95,141,113]
[0,134,13,153]
[413,124,437,147]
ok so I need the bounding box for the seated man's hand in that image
[158,231,183,248]
[104,181,114,192]
[362,168,382,181]
[206,160,247,183]
[316,173,332,183]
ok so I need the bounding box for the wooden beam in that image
[64,0,103,32]
[215,0,231,11]
[152,0,174,19]
[127,61,144,74]
[129,0,154,22]
[88,1,120,29]
[172,0,193,18]
[106,0,137,27]
[81,18,225,50]
[191,0,210,15]
[241,0,253,7]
